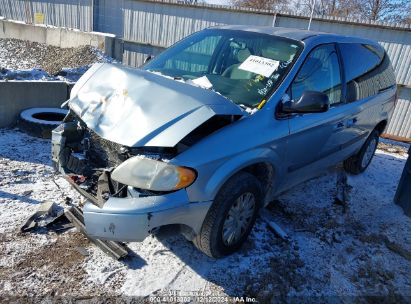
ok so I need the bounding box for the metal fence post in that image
[395,146,411,216]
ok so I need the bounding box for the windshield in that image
[144,29,303,108]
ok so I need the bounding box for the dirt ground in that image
[1,129,411,303]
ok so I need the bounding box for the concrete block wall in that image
[0,81,71,128]
[0,19,123,128]
[0,19,118,59]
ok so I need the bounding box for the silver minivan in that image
[52,26,397,257]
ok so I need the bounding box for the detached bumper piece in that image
[20,201,72,233]
[65,205,128,260]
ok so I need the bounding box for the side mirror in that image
[144,55,153,64]
[282,91,330,114]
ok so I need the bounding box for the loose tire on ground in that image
[193,171,263,258]
[344,129,379,175]
[18,108,68,139]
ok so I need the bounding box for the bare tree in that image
[358,0,409,22]
[233,0,410,24]
[303,0,339,16]
[178,0,201,4]
[297,0,363,18]
[291,0,410,23]
[231,0,288,10]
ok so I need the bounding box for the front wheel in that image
[193,172,262,258]
[344,129,379,175]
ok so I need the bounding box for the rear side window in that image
[339,43,396,102]
[291,44,342,105]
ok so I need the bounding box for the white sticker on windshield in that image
[238,55,280,78]
[190,76,213,89]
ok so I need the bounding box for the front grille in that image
[87,129,126,168]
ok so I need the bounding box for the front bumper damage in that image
[83,190,211,242]
[52,119,211,243]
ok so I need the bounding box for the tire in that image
[344,129,379,175]
[193,171,263,258]
[18,108,68,139]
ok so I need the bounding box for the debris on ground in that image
[260,209,289,241]
[20,199,128,259]
[0,38,113,82]
[20,201,67,232]
[385,239,411,261]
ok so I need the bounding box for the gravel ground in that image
[0,38,112,82]
[0,128,410,302]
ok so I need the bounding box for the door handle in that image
[335,121,345,130]
[346,117,358,128]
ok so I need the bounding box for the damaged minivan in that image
[52,26,397,258]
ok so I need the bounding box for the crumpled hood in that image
[69,63,244,147]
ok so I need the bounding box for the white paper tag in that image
[190,76,213,89]
[238,55,280,78]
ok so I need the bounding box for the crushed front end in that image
[52,117,127,208]
[51,112,211,242]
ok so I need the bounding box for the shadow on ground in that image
[0,190,41,205]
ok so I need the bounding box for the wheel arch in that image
[204,148,281,206]
[240,162,275,205]
[375,120,388,135]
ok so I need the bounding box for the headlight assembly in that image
[111,156,197,191]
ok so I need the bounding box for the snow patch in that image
[1,128,411,300]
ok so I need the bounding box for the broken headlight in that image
[111,156,196,191]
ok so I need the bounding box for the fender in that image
[204,147,285,202]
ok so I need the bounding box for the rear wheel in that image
[344,129,379,175]
[193,172,262,258]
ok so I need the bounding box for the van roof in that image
[212,25,377,45]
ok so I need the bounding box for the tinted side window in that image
[291,44,342,105]
[339,43,396,102]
